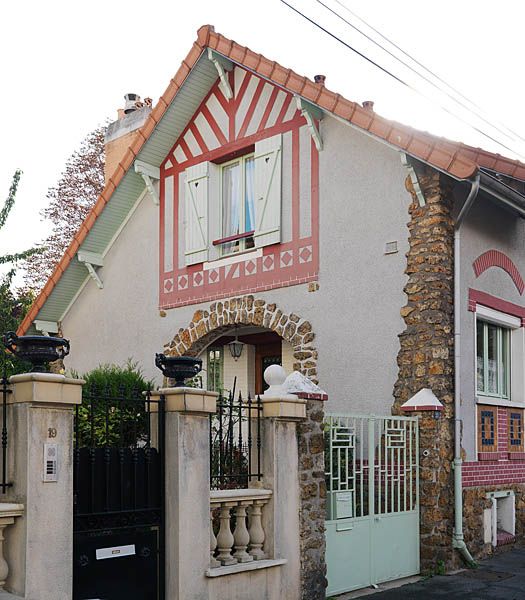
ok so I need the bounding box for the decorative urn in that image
[155,354,202,387]
[3,331,70,373]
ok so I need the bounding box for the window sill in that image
[478,452,503,461]
[508,452,525,460]
[476,397,525,409]
[203,248,262,271]
[205,558,287,578]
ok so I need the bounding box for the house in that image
[17,24,525,595]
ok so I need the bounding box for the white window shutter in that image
[184,161,209,265]
[254,134,282,248]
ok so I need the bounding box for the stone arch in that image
[164,295,317,382]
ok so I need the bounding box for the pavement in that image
[335,547,525,599]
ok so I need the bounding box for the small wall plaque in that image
[96,544,136,560]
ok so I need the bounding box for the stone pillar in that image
[392,165,456,571]
[260,366,326,600]
[149,387,217,600]
[5,373,83,600]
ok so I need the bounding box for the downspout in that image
[452,173,480,566]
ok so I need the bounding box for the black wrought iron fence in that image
[73,385,165,528]
[0,373,12,494]
[210,391,263,490]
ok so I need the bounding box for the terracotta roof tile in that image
[17,24,525,335]
[369,117,394,140]
[270,64,290,87]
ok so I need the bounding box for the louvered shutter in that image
[184,162,209,265]
[254,134,282,248]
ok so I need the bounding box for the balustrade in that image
[209,489,272,568]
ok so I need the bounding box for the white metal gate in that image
[325,414,419,596]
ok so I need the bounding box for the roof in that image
[17,24,525,336]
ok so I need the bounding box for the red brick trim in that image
[468,289,525,325]
[478,452,503,461]
[508,452,525,461]
[463,459,525,486]
[473,250,524,295]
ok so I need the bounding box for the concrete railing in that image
[210,489,272,568]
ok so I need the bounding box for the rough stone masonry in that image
[392,164,458,571]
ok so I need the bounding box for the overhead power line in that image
[280,0,525,161]
[317,0,525,147]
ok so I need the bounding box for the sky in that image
[1,0,525,278]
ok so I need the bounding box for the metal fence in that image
[0,373,11,494]
[73,385,166,530]
[324,413,419,520]
[210,391,263,490]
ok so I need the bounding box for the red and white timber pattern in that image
[473,249,525,295]
[159,66,319,309]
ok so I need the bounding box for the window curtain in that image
[222,162,241,253]
[245,157,255,232]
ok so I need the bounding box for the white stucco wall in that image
[61,115,410,416]
[459,196,525,459]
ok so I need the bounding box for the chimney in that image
[104,93,152,184]
[314,74,326,86]
[362,100,374,112]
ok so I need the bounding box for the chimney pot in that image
[314,74,326,86]
[362,100,374,112]
[124,93,141,114]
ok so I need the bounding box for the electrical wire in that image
[280,0,525,160]
[317,0,525,146]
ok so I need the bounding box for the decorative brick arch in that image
[473,249,524,295]
[164,295,318,382]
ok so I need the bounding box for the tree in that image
[23,126,106,291]
[0,272,33,376]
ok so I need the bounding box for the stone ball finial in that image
[264,364,286,388]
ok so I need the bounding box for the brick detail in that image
[392,165,457,571]
[473,249,524,295]
[463,459,525,487]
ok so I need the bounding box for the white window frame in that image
[475,304,525,407]
[219,153,255,257]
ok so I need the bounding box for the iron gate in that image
[73,387,165,600]
[325,413,419,596]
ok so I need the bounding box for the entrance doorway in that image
[201,328,288,397]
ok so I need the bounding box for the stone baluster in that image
[210,510,220,568]
[248,500,267,559]
[216,502,237,565]
[232,502,253,563]
[0,505,24,589]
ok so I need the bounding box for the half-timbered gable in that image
[159,66,319,308]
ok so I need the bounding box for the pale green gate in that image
[325,414,419,596]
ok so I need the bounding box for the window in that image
[183,133,282,266]
[221,154,255,255]
[207,347,224,393]
[476,320,510,400]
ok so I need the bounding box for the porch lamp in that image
[227,328,245,361]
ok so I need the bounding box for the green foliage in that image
[0,271,34,377]
[73,361,153,448]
